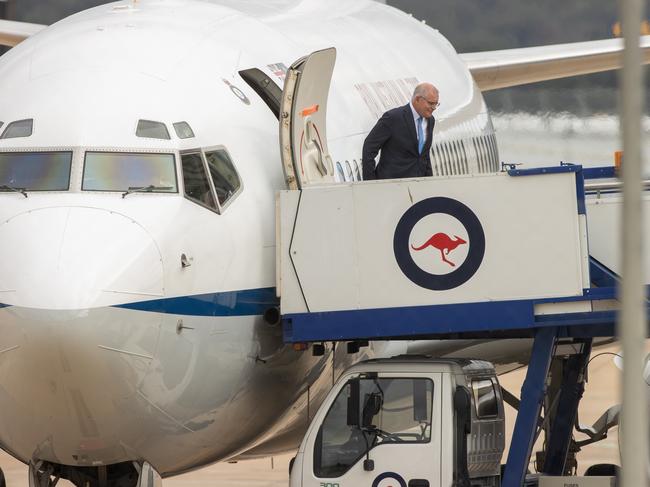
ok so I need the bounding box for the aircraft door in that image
[280,47,336,189]
[301,373,442,487]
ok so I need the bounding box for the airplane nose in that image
[0,207,163,309]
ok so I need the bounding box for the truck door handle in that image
[408,480,429,487]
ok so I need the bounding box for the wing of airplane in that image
[0,19,45,47]
[461,36,650,91]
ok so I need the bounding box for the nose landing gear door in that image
[280,47,336,190]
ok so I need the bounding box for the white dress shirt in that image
[409,101,427,144]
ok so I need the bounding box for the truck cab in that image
[289,357,505,487]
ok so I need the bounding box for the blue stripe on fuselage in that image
[114,287,278,317]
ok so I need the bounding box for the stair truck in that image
[289,357,505,487]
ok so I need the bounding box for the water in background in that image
[493,112,650,173]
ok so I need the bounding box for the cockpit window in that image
[181,152,217,210]
[82,152,178,193]
[1,119,33,139]
[173,122,195,139]
[204,149,241,206]
[136,120,171,140]
[0,151,72,191]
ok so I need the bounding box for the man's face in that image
[413,89,439,118]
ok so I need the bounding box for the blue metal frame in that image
[281,285,629,342]
[507,164,586,214]
[502,327,558,487]
[506,165,581,177]
[589,257,619,288]
[541,339,593,475]
[282,236,638,344]
[582,166,616,179]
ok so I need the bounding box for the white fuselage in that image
[0,0,504,476]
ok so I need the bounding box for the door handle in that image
[408,480,429,487]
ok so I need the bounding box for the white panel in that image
[276,193,282,296]
[539,477,615,487]
[592,299,619,312]
[289,186,358,311]
[586,194,650,283]
[534,301,592,316]
[279,191,305,312]
[579,215,590,288]
[280,171,586,314]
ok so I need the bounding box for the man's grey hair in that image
[413,84,428,98]
[412,83,438,100]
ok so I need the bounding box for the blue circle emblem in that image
[393,197,485,290]
[372,471,407,487]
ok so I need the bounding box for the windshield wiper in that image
[0,184,28,198]
[122,185,173,198]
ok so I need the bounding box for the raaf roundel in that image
[394,197,485,290]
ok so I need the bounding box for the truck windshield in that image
[0,151,72,192]
[82,152,178,193]
[314,377,433,478]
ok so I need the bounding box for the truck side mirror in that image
[453,386,472,487]
[362,392,383,428]
[346,378,360,427]
[454,386,472,434]
[413,379,428,422]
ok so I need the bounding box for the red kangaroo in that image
[411,233,467,267]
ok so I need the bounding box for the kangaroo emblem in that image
[411,233,467,267]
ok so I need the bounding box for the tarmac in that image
[0,342,633,486]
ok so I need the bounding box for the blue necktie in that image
[417,117,425,154]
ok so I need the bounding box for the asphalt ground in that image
[0,342,633,486]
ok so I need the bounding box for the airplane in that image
[0,0,648,486]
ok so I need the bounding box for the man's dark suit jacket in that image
[362,103,435,180]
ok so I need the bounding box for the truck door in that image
[301,373,442,487]
[280,47,336,189]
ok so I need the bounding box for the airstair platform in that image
[276,162,638,487]
[277,164,633,344]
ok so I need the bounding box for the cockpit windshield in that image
[0,151,72,192]
[83,152,178,193]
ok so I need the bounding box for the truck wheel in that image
[0,467,5,487]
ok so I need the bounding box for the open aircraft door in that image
[280,48,336,189]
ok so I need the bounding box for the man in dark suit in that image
[362,83,439,180]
